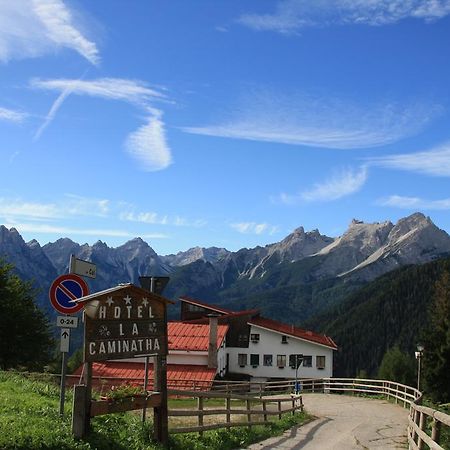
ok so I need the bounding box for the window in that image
[263,354,273,366]
[316,356,326,370]
[302,356,312,367]
[250,354,260,367]
[238,334,248,345]
[250,333,260,342]
[281,335,288,344]
[238,353,247,367]
[277,354,286,368]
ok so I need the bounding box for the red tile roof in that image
[179,295,234,314]
[168,321,228,351]
[249,317,337,349]
[71,361,217,390]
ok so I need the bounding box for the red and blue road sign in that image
[49,274,89,314]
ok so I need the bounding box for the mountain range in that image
[1,212,449,325]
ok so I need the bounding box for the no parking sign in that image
[49,274,89,314]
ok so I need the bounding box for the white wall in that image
[227,325,334,380]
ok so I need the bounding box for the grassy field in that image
[0,371,310,450]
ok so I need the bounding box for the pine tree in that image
[422,269,450,402]
[0,260,53,370]
[377,346,415,386]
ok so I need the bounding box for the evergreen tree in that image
[0,260,53,370]
[422,269,450,402]
[377,346,416,386]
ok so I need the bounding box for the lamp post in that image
[415,344,424,391]
[294,354,303,394]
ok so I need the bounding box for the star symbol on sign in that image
[123,295,132,305]
[106,297,114,306]
[142,297,149,307]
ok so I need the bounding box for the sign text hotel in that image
[84,291,166,362]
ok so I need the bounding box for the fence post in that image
[278,400,282,420]
[72,384,87,439]
[292,397,295,416]
[198,396,204,436]
[431,418,441,445]
[262,399,267,423]
[226,396,231,426]
[247,399,252,429]
[417,411,425,450]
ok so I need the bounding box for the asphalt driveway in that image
[246,393,409,449]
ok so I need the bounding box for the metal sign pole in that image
[59,350,68,415]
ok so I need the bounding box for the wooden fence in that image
[49,371,450,446]
[167,389,303,434]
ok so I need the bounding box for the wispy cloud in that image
[120,210,206,228]
[125,116,172,171]
[182,90,439,150]
[368,141,450,177]
[0,106,27,123]
[231,222,279,235]
[33,82,76,140]
[0,195,109,220]
[277,166,368,204]
[238,0,450,34]
[31,77,173,169]
[0,0,99,64]
[31,78,165,106]
[378,195,450,210]
[4,221,168,240]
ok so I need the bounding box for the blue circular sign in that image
[49,274,89,314]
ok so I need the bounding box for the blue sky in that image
[1,0,450,255]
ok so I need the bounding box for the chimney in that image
[208,315,218,369]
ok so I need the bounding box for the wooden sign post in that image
[71,284,171,446]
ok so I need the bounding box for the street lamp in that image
[415,344,424,391]
[291,354,303,394]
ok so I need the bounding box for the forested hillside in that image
[307,256,450,377]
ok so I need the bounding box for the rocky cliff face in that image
[1,213,449,315]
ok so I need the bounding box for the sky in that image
[1,0,450,256]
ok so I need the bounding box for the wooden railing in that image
[208,377,449,449]
[67,372,450,446]
[167,389,303,434]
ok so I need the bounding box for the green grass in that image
[0,371,310,450]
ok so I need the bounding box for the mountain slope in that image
[306,256,450,377]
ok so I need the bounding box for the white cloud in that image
[378,195,450,210]
[238,0,450,34]
[125,116,172,171]
[0,195,109,220]
[279,166,368,204]
[231,222,279,235]
[4,221,168,239]
[120,210,206,228]
[0,0,99,64]
[182,91,439,150]
[368,141,450,176]
[31,78,165,106]
[0,106,27,123]
[33,81,75,140]
[31,78,173,169]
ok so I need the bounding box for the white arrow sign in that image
[60,328,70,353]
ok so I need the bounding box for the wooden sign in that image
[80,284,168,362]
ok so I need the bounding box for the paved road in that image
[246,394,409,449]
